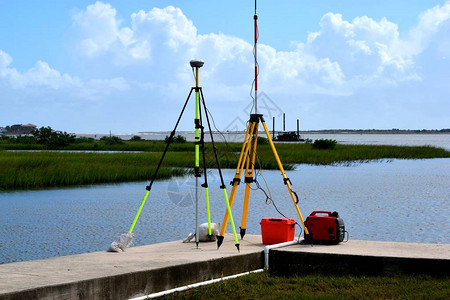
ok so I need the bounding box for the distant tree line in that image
[0,126,131,148]
[0,126,77,147]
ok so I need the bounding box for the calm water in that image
[1,158,449,264]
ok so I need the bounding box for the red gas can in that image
[260,218,296,245]
[304,211,345,244]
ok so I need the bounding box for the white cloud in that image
[0,48,128,101]
[7,1,450,97]
[128,40,150,59]
[302,12,413,87]
[73,1,121,57]
[0,50,12,70]
[20,61,82,89]
[400,1,450,56]
[296,1,450,93]
[71,2,352,97]
[70,1,450,100]
[131,6,197,51]
[0,50,82,90]
[72,3,198,64]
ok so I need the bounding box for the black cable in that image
[198,92,209,187]
[204,105,241,161]
[191,67,196,82]
[208,112,303,232]
[251,148,305,241]
[253,169,304,238]
[249,39,260,114]
[204,87,305,240]
[199,89,229,190]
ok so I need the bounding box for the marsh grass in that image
[265,143,450,165]
[164,271,450,300]
[0,152,187,190]
[1,141,448,190]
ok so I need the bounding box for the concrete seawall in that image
[0,236,448,300]
[269,240,450,277]
[0,235,263,300]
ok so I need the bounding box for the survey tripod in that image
[128,59,240,252]
[216,0,309,249]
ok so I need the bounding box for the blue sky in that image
[1,0,449,133]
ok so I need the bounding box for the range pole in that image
[194,63,201,248]
[254,0,258,114]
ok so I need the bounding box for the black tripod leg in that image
[199,89,226,189]
[198,98,213,240]
[200,89,240,251]
[145,88,194,192]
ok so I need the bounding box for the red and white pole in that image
[254,0,258,114]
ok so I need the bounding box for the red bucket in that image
[260,218,296,245]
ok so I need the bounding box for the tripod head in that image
[190,59,204,68]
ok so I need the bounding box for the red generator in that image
[304,211,345,244]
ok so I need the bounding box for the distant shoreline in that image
[75,129,450,136]
[299,129,450,134]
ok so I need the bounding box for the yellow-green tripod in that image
[111,59,240,252]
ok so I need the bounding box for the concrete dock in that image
[270,240,450,277]
[0,236,449,300]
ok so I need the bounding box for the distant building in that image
[4,123,37,135]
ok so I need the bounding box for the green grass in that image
[1,141,449,190]
[0,140,194,152]
[269,143,450,165]
[0,152,188,190]
[163,271,450,300]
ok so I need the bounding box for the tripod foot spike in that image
[207,234,213,241]
[235,244,240,252]
[216,235,224,249]
[240,227,246,239]
[196,241,199,249]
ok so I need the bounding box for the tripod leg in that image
[198,94,212,239]
[241,121,259,239]
[205,187,212,237]
[261,120,309,235]
[199,88,240,251]
[241,183,250,239]
[222,188,239,251]
[128,88,194,236]
[219,121,255,238]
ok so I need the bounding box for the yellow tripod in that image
[215,0,309,249]
[216,113,310,248]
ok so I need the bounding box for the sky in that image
[1,0,449,133]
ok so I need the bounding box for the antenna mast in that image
[253,0,258,114]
